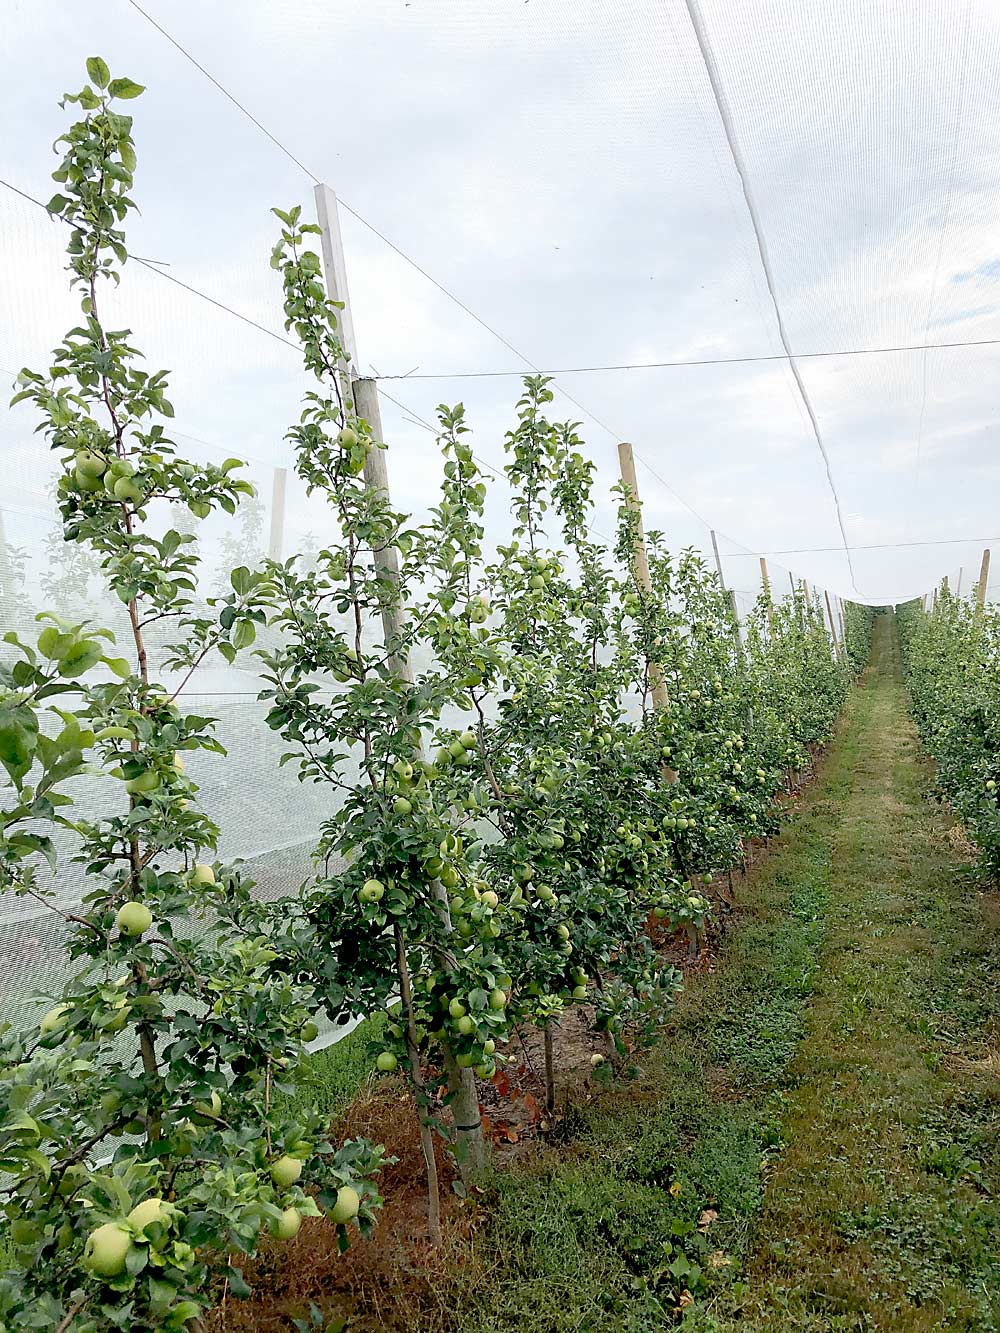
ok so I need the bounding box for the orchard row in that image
[900,586,1000,880]
[0,61,871,1332]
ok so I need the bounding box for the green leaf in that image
[86,56,111,89]
[232,620,257,651]
[102,656,132,679]
[45,194,70,215]
[108,77,145,100]
[0,706,39,780]
[56,639,103,679]
[230,566,253,596]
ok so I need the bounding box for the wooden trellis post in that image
[268,467,287,561]
[313,179,482,1223]
[759,557,774,633]
[977,548,991,611]
[618,443,678,783]
[825,590,841,658]
[710,528,744,660]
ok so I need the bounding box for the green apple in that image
[393,759,414,782]
[127,1197,170,1232]
[329,1185,360,1225]
[40,1003,71,1035]
[270,1155,303,1189]
[480,890,499,910]
[483,1038,496,1056]
[360,879,384,903]
[556,923,570,941]
[459,731,477,750]
[474,1062,495,1079]
[376,1051,398,1073]
[590,1053,605,1068]
[338,427,359,449]
[529,574,545,590]
[456,1015,475,1036]
[275,1206,302,1240]
[392,796,412,816]
[190,864,216,887]
[116,901,152,937]
[488,988,508,1011]
[448,998,467,1019]
[440,865,459,889]
[572,985,588,1001]
[113,476,145,504]
[74,466,105,492]
[83,1222,132,1277]
[301,1020,319,1043]
[448,739,467,760]
[75,449,107,478]
[125,769,161,796]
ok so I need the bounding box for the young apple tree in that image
[0,64,383,1333]
[259,208,514,1242]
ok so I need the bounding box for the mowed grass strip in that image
[715,614,1000,1332]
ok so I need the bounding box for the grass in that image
[437,614,1000,1332]
[274,1014,384,1125]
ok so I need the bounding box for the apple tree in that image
[0,63,383,1333]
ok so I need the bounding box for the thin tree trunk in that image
[393,925,442,1244]
[543,1025,556,1114]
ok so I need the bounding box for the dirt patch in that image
[208,1087,467,1333]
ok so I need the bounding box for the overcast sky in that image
[4,0,1000,607]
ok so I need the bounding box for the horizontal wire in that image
[373,336,1000,380]
[727,536,1000,557]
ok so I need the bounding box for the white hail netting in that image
[1,0,998,1025]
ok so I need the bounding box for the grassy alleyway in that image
[719,612,1000,1329]
[447,614,1000,1332]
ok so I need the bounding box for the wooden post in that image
[314,184,483,1197]
[268,467,287,561]
[710,529,725,585]
[711,529,744,659]
[617,443,668,715]
[759,557,774,633]
[352,379,407,675]
[977,548,991,610]
[824,590,841,658]
[837,596,846,642]
[313,183,358,402]
[956,568,963,598]
[617,443,678,785]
